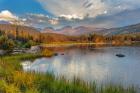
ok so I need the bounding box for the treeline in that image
[74,33,140,45]
[0,24,140,49]
[0,24,71,43]
[0,24,72,49]
[0,34,37,50]
[0,24,41,42]
[0,24,40,49]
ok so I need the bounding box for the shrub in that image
[41,49,54,57]
[23,40,36,48]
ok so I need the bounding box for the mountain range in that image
[0,22,140,39]
[42,23,140,36]
[42,26,106,36]
[102,23,140,36]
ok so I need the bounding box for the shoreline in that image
[41,43,111,47]
[40,42,140,48]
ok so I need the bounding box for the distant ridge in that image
[102,23,140,36]
[42,26,105,36]
[43,23,140,36]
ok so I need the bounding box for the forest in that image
[0,24,140,50]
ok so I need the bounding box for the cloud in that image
[37,0,140,18]
[0,10,18,22]
[25,8,140,29]
[1,8,140,30]
[59,14,84,20]
[19,13,60,28]
[25,13,59,24]
[0,10,27,25]
[0,10,57,27]
[1,0,140,29]
[48,19,59,25]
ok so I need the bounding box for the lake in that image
[22,46,140,87]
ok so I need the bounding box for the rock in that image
[28,46,41,53]
[54,53,58,56]
[116,54,125,57]
[61,53,64,55]
[12,48,28,54]
[0,50,6,55]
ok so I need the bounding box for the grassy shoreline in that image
[0,53,137,93]
[40,42,140,48]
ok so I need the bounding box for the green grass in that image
[0,54,137,93]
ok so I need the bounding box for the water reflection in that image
[23,47,140,86]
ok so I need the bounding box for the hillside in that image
[0,24,71,43]
[41,33,71,43]
[42,26,105,36]
[0,24,40,42]
[104,23,140,36]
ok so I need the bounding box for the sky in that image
[0,0,140,29]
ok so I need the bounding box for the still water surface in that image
[22,46,140,87]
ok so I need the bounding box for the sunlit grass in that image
[41,49,54,57]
